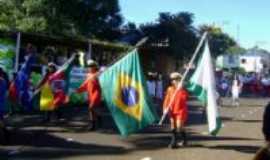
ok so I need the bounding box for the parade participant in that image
[146,72,156,99]
[220,79,229,97]
[253,76,270,159]
[76,59,102,131]
[36,62,65,122]
[231,76,241,107]
[0,67,9,87]
[0,68,8,115]
[36,53,76,122]
[36,62,58,122]
[9,44,36,112]
[253,145,270,160]
[8,72,18,114]
[251,78,270,160]
[0,68,9,144]
[156,73,164,101]
[163,72,189,148]
[263,102,270,143]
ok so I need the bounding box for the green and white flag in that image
[187,41,222,135]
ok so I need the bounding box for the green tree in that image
[120,22,144,45]
[140,12,198,59]
[0,0,123,40]
[226,45,246,55]
[199,25,236,57]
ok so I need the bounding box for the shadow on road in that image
[1,124,261,159]
[208,145,260,154]
[124,133,260,150]
[0,128,127,159]
[0,103,263,159]
[232,119,262,123]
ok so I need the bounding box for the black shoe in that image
[87,121,96,131]
[181,131,188,147]
[56,111,63,120]
[42,117,50,123]
[183,140,188,146]
[42,112,51,123]
[168,129,177,149]
[168,143,177,149]
[97,117,102,128]
[3,128,10,145]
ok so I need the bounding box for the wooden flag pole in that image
[106,37,148,67]
[135,37,148,48]
[33,54,77,97]
[14,32,21,72]
[158,32,208,125]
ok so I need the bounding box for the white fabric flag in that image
[187,41,222,135]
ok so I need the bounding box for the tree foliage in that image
[140,12,198,59]
[0,1,243,60]
[226,45,246,55]
[120,22,143,45]
[0,0,123,40]
[199,25,237,57]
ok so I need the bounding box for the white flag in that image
[187,41,222,135]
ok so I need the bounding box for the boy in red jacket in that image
[163,72,189,148]
[76,60,102,131]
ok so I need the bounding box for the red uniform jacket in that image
[77,71,101,108]
[163,86,189,122]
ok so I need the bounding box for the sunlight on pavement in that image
[141,157,152,160]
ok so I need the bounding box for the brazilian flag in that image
[99,49,158,136]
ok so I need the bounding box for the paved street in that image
[0,98,267,160]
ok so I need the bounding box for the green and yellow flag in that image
[99,49,158,136]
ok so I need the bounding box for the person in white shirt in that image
[231,76,241,107]
[146,72,156,98]
[156,74,164,100]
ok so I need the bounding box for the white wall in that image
[239,56,265,73]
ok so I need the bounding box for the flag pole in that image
[87,39,92,60]
[179,32,208,87]
[14,32,21,72]
[33,54,77,97]
[106,37,148,67]
[135,37,148,48]
[158,32,208,125]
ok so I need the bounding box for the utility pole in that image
[237,24,240,45]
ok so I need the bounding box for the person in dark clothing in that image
[263,103,270,142]
[253,145,270,160]
[0,68,9,87]
[253,102,270,160]
[0,67,9,144]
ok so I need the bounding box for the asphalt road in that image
[0,97,267,160]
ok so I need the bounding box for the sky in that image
[119,0,270,51]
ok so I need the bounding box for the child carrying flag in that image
[163,72,189,148]
[36,63,60,121]
[36,54,76,122]
[76,60,102,131]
